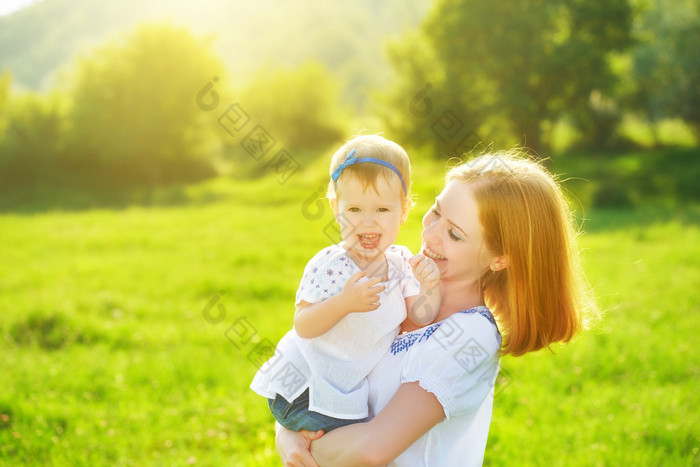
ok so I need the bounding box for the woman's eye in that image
[448,229,462,241]
[431,207,440,217]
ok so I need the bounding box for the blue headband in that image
[331,148,407,195]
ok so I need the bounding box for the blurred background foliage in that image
[0,0,699,210]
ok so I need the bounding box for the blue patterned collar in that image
[390,306,499,355]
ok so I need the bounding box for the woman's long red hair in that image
[448,151,595,356]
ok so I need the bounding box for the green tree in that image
[66,23,224,190]
[0,92,68,198]
[674,20,700,137]
[628,0,700,140]
[386,0,634,154]
[240,62,347,153]
[377,31,486,158]
[0,70,10,139]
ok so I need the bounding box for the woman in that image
[276,151,593,466]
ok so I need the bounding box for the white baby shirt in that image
[250,244,420,419]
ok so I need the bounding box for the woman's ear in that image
[490,255,510,272]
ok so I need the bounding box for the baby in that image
[251,135,440,432]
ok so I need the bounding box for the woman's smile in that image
[422,245,446,261]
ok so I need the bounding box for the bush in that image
[0,92,69,196]
[557,148,700,208]
[64,23,224,191]
[239,62,347,153]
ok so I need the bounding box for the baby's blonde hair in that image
[447,150,595,356]
[327,135,412,203]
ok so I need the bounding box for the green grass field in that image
[1,161,699,466]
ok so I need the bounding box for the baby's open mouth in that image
[358,233,381,249]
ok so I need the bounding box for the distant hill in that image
[0,0,432,107]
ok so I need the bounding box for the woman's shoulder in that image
[391,307,500,357]
[437,307,502,351]
[410,307,501,361]
[454,307,499,334]
[400,307,501,419]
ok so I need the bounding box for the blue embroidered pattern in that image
[390,323,440,354]
[390,307,499,355]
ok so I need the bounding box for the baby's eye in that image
[348,207,360,212]
[377,208,390,212]
[448,229,462,241]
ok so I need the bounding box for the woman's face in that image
[421,181,496,283]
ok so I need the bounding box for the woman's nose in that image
[422,218,440,241]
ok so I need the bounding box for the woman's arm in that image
[275,423,324,467]
[309,382,445,466]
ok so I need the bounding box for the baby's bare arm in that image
[406,254,441,326]
[294,271,386,338]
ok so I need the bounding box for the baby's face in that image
[334,175,407,264]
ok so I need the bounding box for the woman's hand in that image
[275,423,325,467]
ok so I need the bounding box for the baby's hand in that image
[409,254,440,289]
[341,271,386,313]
